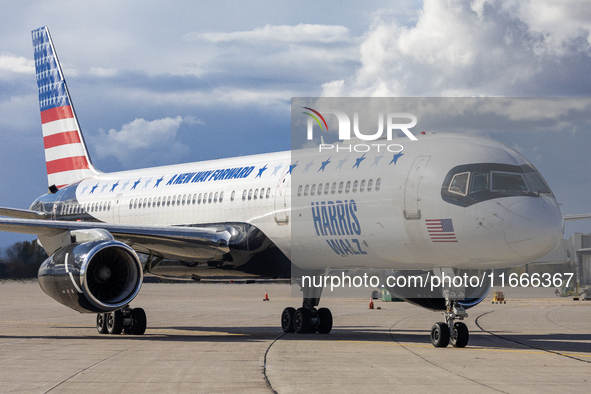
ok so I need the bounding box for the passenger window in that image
[304,185,309,196]
[167,196,171,206]
[134,199,138,209]
[254,188,259,200]
[242,190,247,201]
[311,184,316,196]
[297,185,302,197]
[220,191,224,203]
[198,193,202,204]
[148,198,152,208]
[317,183,323,195]
[338,181,344,194]
[266,187,271,199]
[331,182,337,194]
[360,180,365,193]
[491,172,528,192]
[353,180,358,193]
[177,195,182,205]
[345,181,351,193]
[367,179,373,192]
[214,192,218,203]
[157,197,161,207]
[172,195,176,206]
[231,190,235,201]
[192,194,197,204]
[182,194,186,206]
[248,189,253,200]
[470,172,488,193]
[375,178,381,191]
[449,172,470,196]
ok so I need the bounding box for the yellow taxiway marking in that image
[337,340,591,358]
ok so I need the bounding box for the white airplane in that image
[0,27,580,347]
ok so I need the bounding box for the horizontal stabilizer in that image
[564,214,591,222]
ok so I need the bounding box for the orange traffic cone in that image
[369,298,374,309]
[263,291,270,301]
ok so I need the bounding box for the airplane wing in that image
[0,213,231,261]
[564,214,591,221]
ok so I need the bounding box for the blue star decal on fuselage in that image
[371,153,385,167]
[121,180,131,191]
[336,156,348,170]
[288,161,298,174]
[131,179,142,190]
[271,163,283,176]
[352,154,366,169]
[90,183,99,194]
[154,176,164,188]
[143,178,152,188]
[303,160,315,173]
[256,164,268,178]
[110,181,119,192]
[389,151,404,165]
[100,183,109,193]
[318,157,331,172]
[81,185,90,194]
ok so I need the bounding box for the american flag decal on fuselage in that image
[425,219,458,242]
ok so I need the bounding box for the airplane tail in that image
[32,26,100,190]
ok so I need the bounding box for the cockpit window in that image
[449,172,469,196]
[441,163,554,208]
[491,172,528,192]
[524,172,552,194]
[470,172,488,193]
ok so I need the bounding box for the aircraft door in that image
[114,194,123,223]
[274,169,290,225]
[403,156,431,220]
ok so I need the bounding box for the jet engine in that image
[38,240,143,313]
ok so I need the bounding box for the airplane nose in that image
[503,197,564,260]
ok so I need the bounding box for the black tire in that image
[317,308,333,334]
[281,307,296,333]
[293,308,312,334]
[450,322,469,348]
[106,310,124,335]
[96,313,108,334]
[131,308,147,335]
[430,322,450,348]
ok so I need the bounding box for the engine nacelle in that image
[38,240,143,313]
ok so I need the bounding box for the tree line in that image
[0,240,48,279]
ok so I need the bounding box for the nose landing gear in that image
[431,300,469,348]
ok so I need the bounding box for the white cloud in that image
[0,54,35,78]
[187,24,352,44]
[322,0,591,97]
[92,116,194,168]
[88,67,118,77]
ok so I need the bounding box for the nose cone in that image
[503,197,564,260]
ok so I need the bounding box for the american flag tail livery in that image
[32,26,100,190]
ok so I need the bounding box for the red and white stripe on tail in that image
[32,26,99,189]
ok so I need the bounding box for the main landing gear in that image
[430,300,469,348]
[96,305,147,335]
[281,280,333,334]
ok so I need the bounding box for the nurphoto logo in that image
[303,107,417,153]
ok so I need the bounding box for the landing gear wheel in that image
[294,308,312,334]
[430,322,450,348]
[450,322,469,348]
[317,308,333,334]
[96,313,108,334]
[106,310,124,335]
[131,308,147,335]
[281,307,296,333]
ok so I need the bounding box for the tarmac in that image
[0,280,590,393]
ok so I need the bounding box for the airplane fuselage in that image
[30,133,565,272]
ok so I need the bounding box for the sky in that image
[0,0,591,250]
